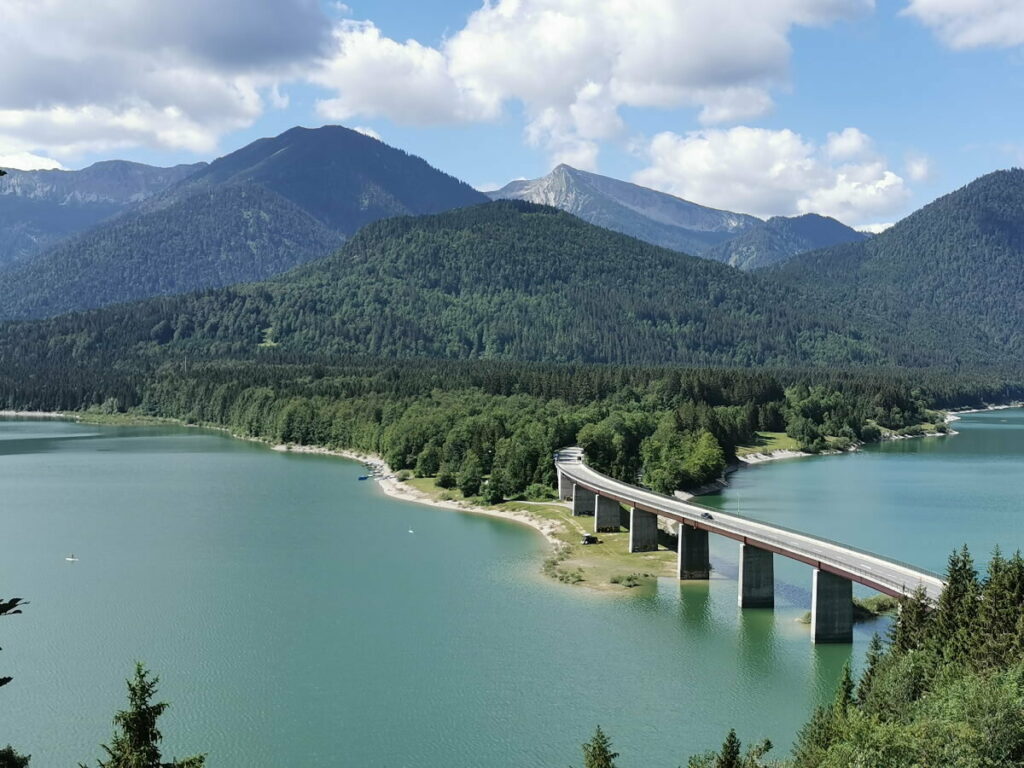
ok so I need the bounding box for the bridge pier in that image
[572,484,596,517]
[811,569,853,644]
[628,508,658,552]
[737,543,774,608]
[594,495,620,532]
[677,524,710,579]
[558,471,574,501]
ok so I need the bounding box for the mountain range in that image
[0,160,203,267]
[704,213,868,270]
[0,126,487,321]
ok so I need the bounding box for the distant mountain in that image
[778,168,1024,362]
[0,184,342,321]
[0,160,203,267]
[161,125,488,235]
[487,165,759,255]
[0,125,490,321]
[704,213,868,270]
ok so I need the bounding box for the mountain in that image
[159,125,488,235]
[0,201,911,371]
[777,168,1024,363]
[487,165,760,255]
[0,184,342,321]
[0,160,203,267]
[704,213,868,270]
[0,125,490,321]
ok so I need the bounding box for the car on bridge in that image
[700,512,714,520]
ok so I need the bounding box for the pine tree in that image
[82,663,205,768]
[932,545,980,664]
[891,585,932,654]
[0,746,29,768]
[580,726,618,768]
[832,663,854,715]
[0,595,28,688]
[856,633,884,704]
[715,729,741,768]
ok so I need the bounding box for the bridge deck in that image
[556,451,944,601]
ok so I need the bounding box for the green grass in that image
[407,475,676,590]
[735,431,801,457]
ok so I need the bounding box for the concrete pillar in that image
[811,569,853,644]
[572,484,596,517]
[737,543,774,608]
[594,495,620,532]
[629,508,658,552]
[558,470,574,501]
[677,524,710,579]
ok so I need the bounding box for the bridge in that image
[555,447,944,643]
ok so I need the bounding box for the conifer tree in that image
[82,663,204,768]
[715,729,741,768]
[580,726,618,768]
[856,633,884,704]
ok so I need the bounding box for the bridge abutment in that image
[811,569,853,644]
[594,495,620,532]
[572,484,596,517]
[737,543,774,608]
[628,507,658,552]
[677,524,710,579]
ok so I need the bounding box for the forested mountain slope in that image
[0,201,935,370]
[0,125,489,321]
[165,125,489,235]
[0,160,203,267]
[778,168,1024,361]
[0,184,341,320]
[488,164,759,255]
[705,213,867,270]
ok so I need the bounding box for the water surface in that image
[2,411,1021,766]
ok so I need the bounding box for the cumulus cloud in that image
[0,0,330,159]
[0,152,65,171]
[632,126,909,225]
[311,0,874,166]
[904,0,1024,49]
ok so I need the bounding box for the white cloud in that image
[905,152,933,181]
[859,222,895,234]
[633,125,910,225]
[0,151,65,170]
[0,0,330,160]
[312,0,875,166]
[352,125,382,141]
[904,0,1024,49]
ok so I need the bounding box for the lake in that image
[2,410,1022,766]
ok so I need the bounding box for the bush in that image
[524,483,556,501]
[396,469,412,482]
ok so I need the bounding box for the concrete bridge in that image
[555,447,944,643]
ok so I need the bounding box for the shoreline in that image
[270,443,565,548]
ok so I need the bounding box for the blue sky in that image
[1,0,1022,228]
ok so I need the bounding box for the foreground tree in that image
[580,726,618,768]
[2,588,30,765]
[0,746,30,768]
[82,663,204,768]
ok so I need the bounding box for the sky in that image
[1,0,1022,228]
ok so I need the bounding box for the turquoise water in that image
[1,411,1021,766]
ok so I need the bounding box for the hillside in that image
[0,201,904,370]
[0,160,203,267]
[0,125,490,321]
[778,168,1024,362]
[165,125,489,235]
[0,184,342,320]
[487,165,759,255]
[705,213,867,270]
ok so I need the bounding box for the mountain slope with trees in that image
[777,168,1024,363]
[0,184,342,320]
[705,213,867,270]
[0,200,911,368]
[0,160,203,267]
[0,125,489,321]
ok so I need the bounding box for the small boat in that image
[65,554,78,562]
[408,529,414,534]
[358,475,370,481]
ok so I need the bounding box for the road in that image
[555,449,944,600]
